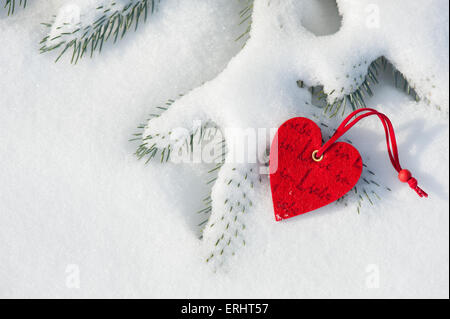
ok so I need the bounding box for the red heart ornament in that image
[269,117,363,221]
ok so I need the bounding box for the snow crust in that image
[0,0,448,298]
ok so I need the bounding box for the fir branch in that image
[235,0,254,45]
[132,95,225,238]
[314,56,420,116]
[203,164,260,269]
[3,0,27,15]
[40,0,157,63]
[197,140,227,239]
[132,95,222,166]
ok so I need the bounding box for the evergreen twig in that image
[40,0,157,63]
[3,0,27,15]
[235,0,254,45]
[316,56,420,116]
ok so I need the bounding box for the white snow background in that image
[0,0,448,298]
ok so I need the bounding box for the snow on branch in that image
[40,0,157,63]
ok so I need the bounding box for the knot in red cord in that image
[407,177,418,189]
[407,177,428,198]
[398,170,428,198]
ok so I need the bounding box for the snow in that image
[0,0,448,298]
[42,0,151,60]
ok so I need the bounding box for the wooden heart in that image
[269,117,363,221]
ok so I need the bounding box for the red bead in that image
[398,169,412,183]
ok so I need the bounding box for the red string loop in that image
[316,108,427,198]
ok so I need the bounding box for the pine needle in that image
[40,0,157,63]
[3,0,27,15]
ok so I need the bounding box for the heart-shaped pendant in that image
[269,117,363,221]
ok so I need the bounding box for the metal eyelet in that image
[312,150,324,162]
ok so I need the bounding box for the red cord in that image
[316,108,428,198]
